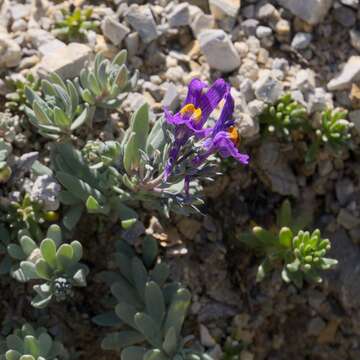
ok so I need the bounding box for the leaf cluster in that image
[7,224,88,308]
[239,200,337,287]
[94,236,207,360]
[52,7,99,42]
[0,323,68,360]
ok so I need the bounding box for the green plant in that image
[94,236,208,360]
[77,50,138,109]
[0,139,12,184]
[5,73,41,113]
[259,93,307,138]
[24,73,91,141]
[51,141,138,230]
[0,112,21,143]
[238,200,337,287]
[0,323,68,360]
[7,224,88,308]
[52,7,99,42]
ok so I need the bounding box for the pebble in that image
[291,32,312,50]
[36,43,92,79]
[277,0,333,25]
[126,5,158,44]
[242,19,259,36]
[307,317,326,336]
[101,16,130,46]
[327,56,360,91]
[209,0,240,20]
[167,3,190,27]
[337,209,360,229]
[191,13,215,36]
[200,324,217,347]
[254,73,283,103]
[334,6,356,27]
[349,110,360,133]
[38,39,66,57]
[0,33,22,68]
[336,179,355,206]
[340,0,359,8]
[198,29,240,72]
[350,29,360,52]
[308,88,332,113]
[294,69,316,93]
[162,82,180,111]
[256,26,272,39]
[30,175,61,211]
[237,112,259,138]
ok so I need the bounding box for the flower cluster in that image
[164,78,249,182]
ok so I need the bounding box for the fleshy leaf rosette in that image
[7,224,88,308]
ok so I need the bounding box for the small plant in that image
[259,93,307,138]
[77,50,137,109]
[239,200,337,287]
[24,73,90,141]
[52,6,99,42]
[94,236,208,360]
[0,112,21,143]
[5,73,41,113]
[7,224,88,308]
[0,323,68,360]
[0,139,12,184]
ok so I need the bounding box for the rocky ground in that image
[1,0,360,359]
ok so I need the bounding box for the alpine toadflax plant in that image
[164,78,249,180]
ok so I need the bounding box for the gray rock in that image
[336,179,355,206]
[11,19,27,32]
[295,68,315,91]
[101,16,130,46]
[9,3,31,20]
[257,141,299,197]
[349,110,360,133]
[162,82,180,111]
[291,32,312,50]
[334,6,356,27]
[308,88,332,113]
[30,175,61,211]
[272,58,289,72]
[209,0,241,19]
[125,32,139,58]
[26,29,53,48]
[191,13,215,36]
[307,317,326,336]
[340,0,359,8]
[327,56,360,91]
[200,324,216,347]
[350,29,360,52]
[38,39,66,57]
[237,112,259,138]
[36,43,92,79]
[167,3,190,27]
[254,74,283,103]
[256,3,277,20]
[256,26,272,39]
[276,0,333,25]
[242,5,255,19]
[337,209,360,229]
[248,99,266,116]
[198,29,240,72]
[0,33,21,68]
[126,5,158,44]
[327,230,360,315]
[242,19,259,36]
[239,78,255,102]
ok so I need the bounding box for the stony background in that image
[1,0,360,359]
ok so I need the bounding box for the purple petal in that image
[199,79,229,121]
[183,78,207,108]
[164,108,187,125]
[212,91,235,135]
[213,132,250,164]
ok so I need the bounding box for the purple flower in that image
[193,91,250,166]
[164,78,230,179]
